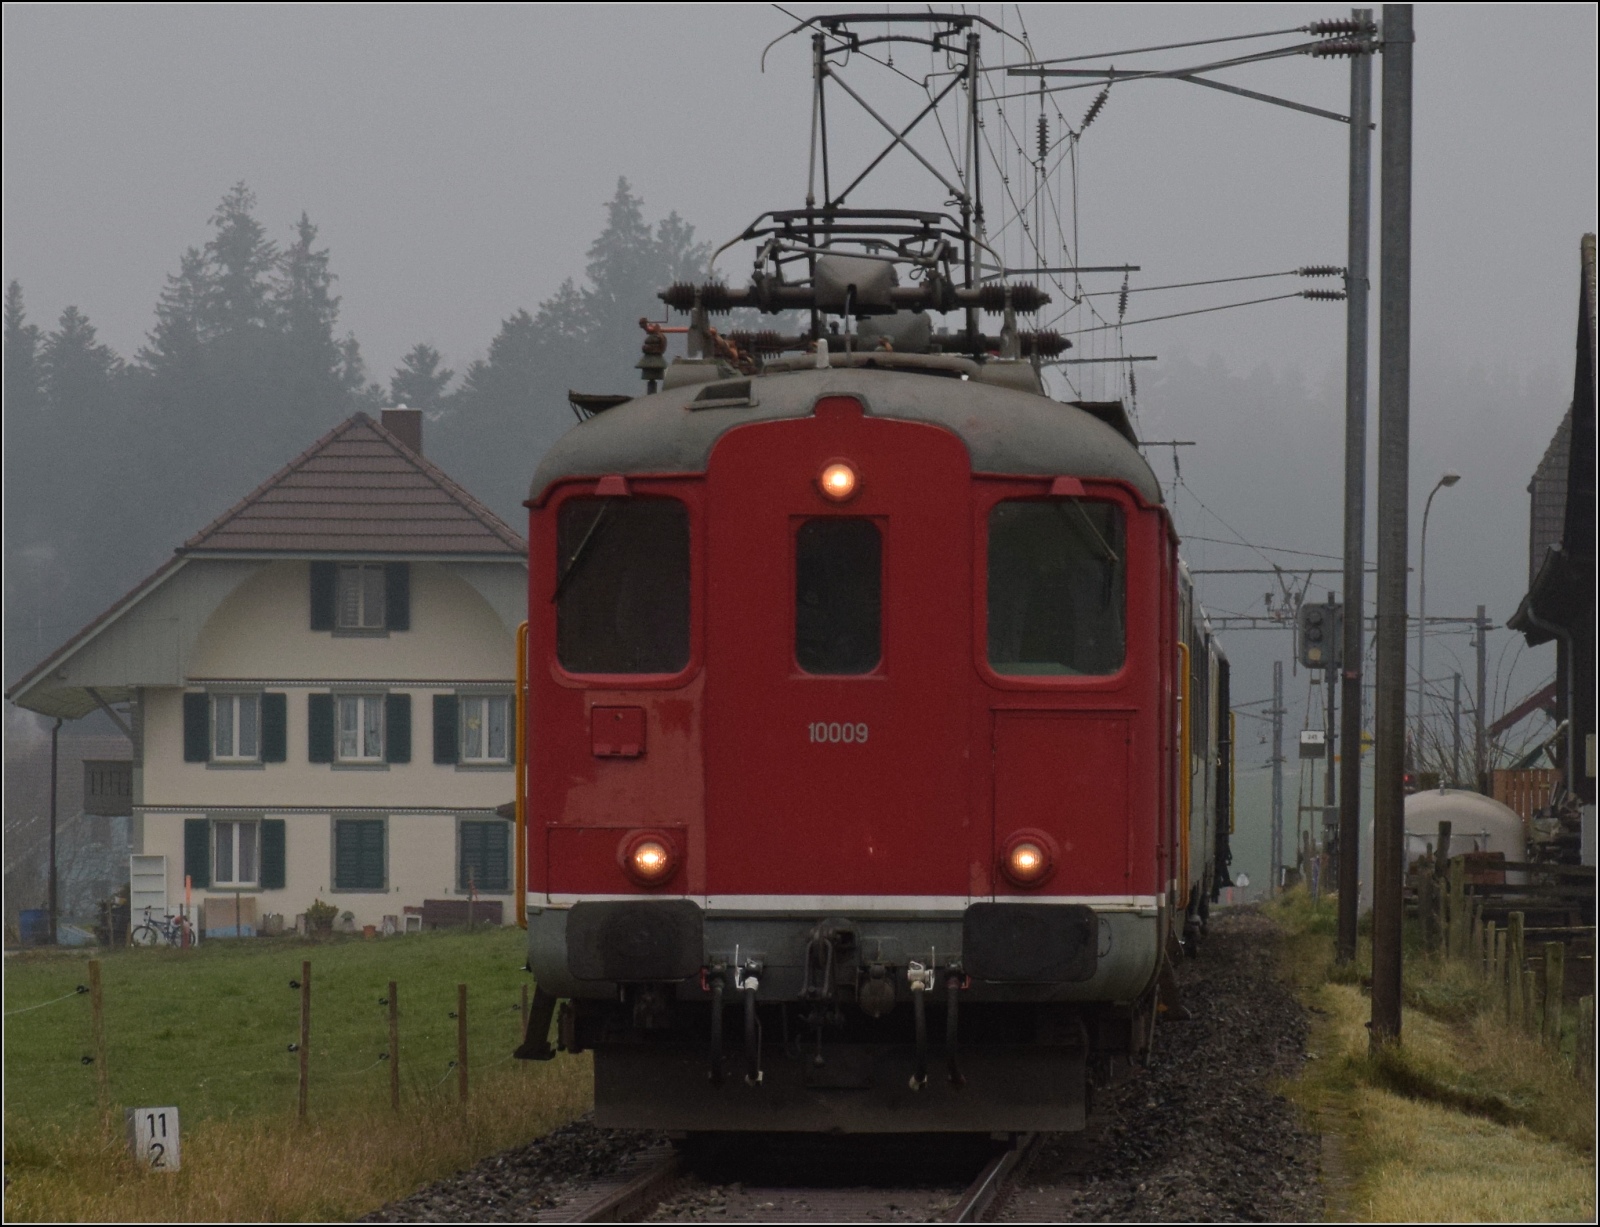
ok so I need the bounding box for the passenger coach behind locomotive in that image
[514,210,1232,1133]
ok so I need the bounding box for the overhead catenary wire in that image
[1068,291,1316,334]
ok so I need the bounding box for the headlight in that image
[1001,834,1053,886]
[620,833,677,886]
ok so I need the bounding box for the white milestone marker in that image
[126,1106,181,1172]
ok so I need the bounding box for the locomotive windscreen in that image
[987,499,1125,675]
[555,496,690,674]
[795,517,882,675]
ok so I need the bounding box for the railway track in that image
[369,912,1324,1226]
[539,1131,1047,1224]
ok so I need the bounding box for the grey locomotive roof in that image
[530,367,1162,504]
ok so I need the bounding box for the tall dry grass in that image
[1273,887,1596,1223]
[4,1055,591,1222]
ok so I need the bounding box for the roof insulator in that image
[1080,87,1109,133]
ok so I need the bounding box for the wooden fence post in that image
[1448,858,1466,959]
[1543,942,1565,1053]
[1491,928,1504,994]
[1418,868,1436,952]
[1484,921,1497,982]
[88,959,109,1127]
[1575,996,1594,1080]
[1470,904,1483,973]
[457,983,469,1104]
[1523,966,1540,1039]
[1507,912,1526,1027]
[299,960,311,1121]
[388,980,400,1112]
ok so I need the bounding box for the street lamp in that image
[1417,471,1462,767]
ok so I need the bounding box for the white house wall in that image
[134,556,524,928]
[187,560,514,682]
[24,560,267,717]
[136,811,507,932]
[140,687,515,811]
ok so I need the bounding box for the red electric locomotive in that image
[512,209,1232,1133]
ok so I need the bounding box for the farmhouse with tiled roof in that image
[7,408,528,935]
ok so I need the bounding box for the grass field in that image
[3,927,592,1220]
[1271,889,1595,1222]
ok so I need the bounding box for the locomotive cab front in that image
[518,298,1203,1130]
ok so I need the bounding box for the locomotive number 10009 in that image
[808,721,870,744]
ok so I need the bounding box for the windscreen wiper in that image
[551,502,613,602]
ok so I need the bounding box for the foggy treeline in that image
[3,178,707,681]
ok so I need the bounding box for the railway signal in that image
[1296,599,1344,670]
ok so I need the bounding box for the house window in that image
[460,695,511,764]
[212,694,261,761]
[213,819,260,886]
[459,820,510,893]
[333,819,386,891]
[338,563,386,630]
[337,695,385,762]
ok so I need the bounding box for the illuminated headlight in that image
[1001,835,1053,887]
[818,461,859,501]
[621,833,677,886]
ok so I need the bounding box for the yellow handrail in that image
[1229,710,1237,835]
[1177,640,1191,911]
[515,619,529,930]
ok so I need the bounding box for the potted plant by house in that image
[305,898,338,938]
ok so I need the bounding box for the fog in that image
[4,6,1595,892]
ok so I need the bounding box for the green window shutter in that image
[335,820,386,891]
[385,694,411,763]
[310,562,337,631]
[183,693,210,762]
[260,819,286,889]
[260,694,287,763]
[459,821,483,891]
[361,821,386,889]
[459,821,510,893]
[308,694,335,763]
[433,695,459,764]
[334,821,358,888]
[384,562,410,631]
[484,820,510,892]
[184,818,211,889]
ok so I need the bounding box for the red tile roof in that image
[182,413,525,555]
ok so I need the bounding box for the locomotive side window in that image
[987,499,1125,675]
[795,518,882,675]
[556,497,690,674]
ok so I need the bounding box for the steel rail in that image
[947,1132,1041,1222]
[570,1151,682,1223]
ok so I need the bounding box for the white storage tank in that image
[1403,788,1527,878]
[1361,788,1528,908]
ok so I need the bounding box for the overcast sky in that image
[4,4,1596,747]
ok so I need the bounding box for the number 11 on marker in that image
[126,1106,181,1172]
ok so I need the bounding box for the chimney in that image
[382,406,422,454]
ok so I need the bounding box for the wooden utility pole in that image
[1370,1,1414,1051]
[1337,7,1376,964]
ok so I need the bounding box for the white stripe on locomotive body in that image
[539,893,1162,913]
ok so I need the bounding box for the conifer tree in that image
[391,343,455,411]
